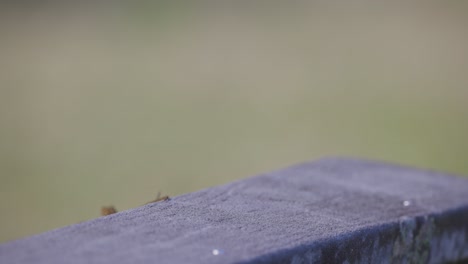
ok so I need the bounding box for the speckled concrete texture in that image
[1,157,468,264]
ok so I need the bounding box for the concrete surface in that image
[1,157,468,263]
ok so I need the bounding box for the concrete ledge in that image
[1,157,468,263]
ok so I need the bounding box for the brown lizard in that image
[101,206,117,216]
[101,192,170,216]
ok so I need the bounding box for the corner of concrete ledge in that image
[1,157,468,264]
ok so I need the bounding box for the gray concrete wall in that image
[1,157,468,263]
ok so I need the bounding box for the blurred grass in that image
[1,2,468,243]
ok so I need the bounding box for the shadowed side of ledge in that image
[1,157,468,264]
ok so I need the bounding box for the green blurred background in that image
[1,2,467,243]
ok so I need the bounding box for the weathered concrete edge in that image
[242,205,468,264]
[3,157,468,264]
